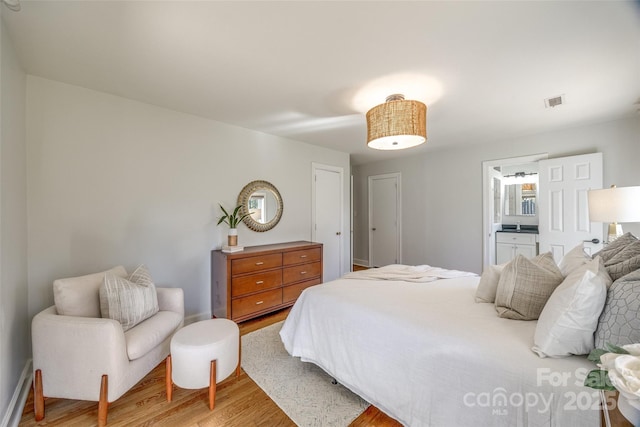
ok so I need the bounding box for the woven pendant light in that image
[366,94,427,150]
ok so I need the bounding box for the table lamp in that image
[588,185,640,242]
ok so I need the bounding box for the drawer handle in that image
[255,301,264,305]
[255,262,264,266]
[300,271,307,275]
[300,255,307,258]
[256,280,264,285]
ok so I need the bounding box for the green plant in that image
[217,204,251,229]
[584,343,630,391]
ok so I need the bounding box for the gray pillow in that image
[495,252,564,320]
[594,232,637,263]
[594,278,640,349]
[604,240,640,281]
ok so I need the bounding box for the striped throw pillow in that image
[495,252,564,320]
[99,264,159,331]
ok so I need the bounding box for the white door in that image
[369,173,401,267]
[488,168,503,265]
[312,164,343,282]
[539,153,604,263]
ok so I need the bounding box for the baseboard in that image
[1,359,32,427]
[353,259,369,268]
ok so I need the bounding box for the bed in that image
[279,270,601,427]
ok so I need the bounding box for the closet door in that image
[312,163,344,282]
[369,173,401,267]
[538,153,603,263]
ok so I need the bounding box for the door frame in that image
[368,172,401,267]
[311,162,345,277]
[482,153,548,268]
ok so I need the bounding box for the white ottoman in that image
[166,318,240,409]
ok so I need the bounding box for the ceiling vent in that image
[544,95,565,108]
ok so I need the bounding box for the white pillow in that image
[99,264,159,331]
[53,266,127,317]
[558,243,592,277]
[475,263,507,303]
[532,256,611,358]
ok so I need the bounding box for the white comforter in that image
[280,276,600,427]
[342,264,478,282]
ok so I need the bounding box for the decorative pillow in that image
[475,263,507,303]
[99,264,159,331]
[593,232,637,263]
[558,243,592,277]
[54,266,128,317]
[495,252,564,320]
[532,256,611,358]
[604,240,640,281]
[594,276,640,349]
[616,267,640,283]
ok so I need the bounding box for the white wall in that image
[0,16,28,427]
[26,76,350,321]
[353,116,640,273]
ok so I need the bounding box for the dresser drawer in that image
[231,288,283,320]
[283,278,321,304]
[283,261,321,285]
[232,253,282,275]
[232,270,282,297]
[283,247,322,266]
[496,232,537,245]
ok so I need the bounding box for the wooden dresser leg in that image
[98,375,109,427]
[209,360,217,410]
[166,355,173,402]
[34,369,45,421]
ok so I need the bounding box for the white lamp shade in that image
[588,186,640,223]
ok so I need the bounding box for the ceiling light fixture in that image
[366,94,427,150]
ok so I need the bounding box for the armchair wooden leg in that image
[209,360,217,410]
[34,369,45,421]
[166,355,173,402]
[98,375,109,427]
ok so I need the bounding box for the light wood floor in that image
[19,306,401,427]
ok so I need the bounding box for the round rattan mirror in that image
[237,180,283,232]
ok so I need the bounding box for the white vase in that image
[228,228,238,247]
[618,394,640,426]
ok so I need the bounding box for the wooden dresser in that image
[211,241,323,322]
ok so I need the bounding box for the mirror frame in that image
[237,180,283,232]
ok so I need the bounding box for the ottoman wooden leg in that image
[166,355,173,402]
[209,360,217,410]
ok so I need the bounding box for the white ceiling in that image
[3,1,640,165]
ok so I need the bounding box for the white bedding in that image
[280,276,601,427]
[342,264,477,282]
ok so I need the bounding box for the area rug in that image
[241,321,369,427]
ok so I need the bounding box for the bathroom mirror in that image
[504,183,537,216]
[237,180,283,232]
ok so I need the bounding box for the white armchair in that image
[31,266,184,426]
